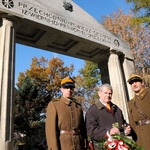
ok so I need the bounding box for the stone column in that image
[122,53,135,100]
[0,14,18,150]
[108,49,129,122]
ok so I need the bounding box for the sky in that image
[15,0,133,83]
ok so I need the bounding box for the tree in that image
[76,61,101,110]
[17,56,74,97]
[126,0,150,25]
[102,9,150,86]
[14,76,47,149]
[15,76,42,131]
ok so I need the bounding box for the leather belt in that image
[135,119,150,126]
[60,130,80,135]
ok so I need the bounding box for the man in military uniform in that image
[127,73,150,150]
[46,76,87,150]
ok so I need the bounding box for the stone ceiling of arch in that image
[15,18,110,63]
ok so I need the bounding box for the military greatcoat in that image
[128,88,150,150]
[46,97,87,150]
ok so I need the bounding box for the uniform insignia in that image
[52,99,60,102]
[65,101,71,105]
[71,98,81,106]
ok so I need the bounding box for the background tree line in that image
[14,1,149,149]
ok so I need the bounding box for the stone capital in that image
[0,13,20,26]
[109,48,123,56]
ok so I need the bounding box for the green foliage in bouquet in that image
[94,139,106,150]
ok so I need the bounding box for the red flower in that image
[105,137,128,150]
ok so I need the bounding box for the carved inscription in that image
[18,2,111,45]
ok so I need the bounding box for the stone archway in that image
[0,0,135,149]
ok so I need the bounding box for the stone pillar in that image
[0,14,18,150]
[108,49,129,122]
[122,53,135,100]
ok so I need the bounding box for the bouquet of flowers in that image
[95,134,143,150]
[91,123,144,150]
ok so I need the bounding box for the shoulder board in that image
[52,99,60,102]
[72,98,81,106]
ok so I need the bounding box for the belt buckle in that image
[139,119,150,125]
[139,120,142,125]
[135,120,142,126]
[72,130,76,135]
[145,119,150,125]
[72,129,79,135]
[135,121,138,126]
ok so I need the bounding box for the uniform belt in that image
[60,130,80,135]
[135,119,150,126]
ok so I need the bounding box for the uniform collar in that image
[135,87,144,95]
[134,88,149,101]
[60,97,72,105]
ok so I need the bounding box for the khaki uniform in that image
[46,97,87,150]
[128,88,150,150]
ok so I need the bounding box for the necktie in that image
[106,103,111,110]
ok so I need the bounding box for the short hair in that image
[98,84,113,92]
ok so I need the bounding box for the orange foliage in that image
[102,9,150,85]
[17,57,74,94]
